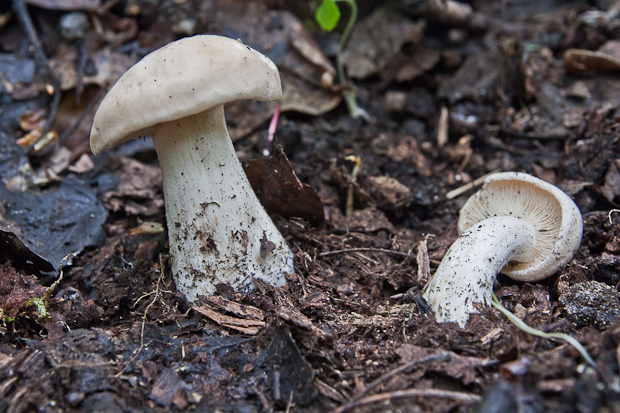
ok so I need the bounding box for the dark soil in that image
[1,1,620,412]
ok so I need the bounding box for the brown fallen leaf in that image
[50,46,138,91]
[343,7,425,80]
[215,2,341,140]
[416,234,432,285]
[101,157,163,217]
[564,48,620,74]
[242,145,324,224]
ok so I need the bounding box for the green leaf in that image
[315,0,341,32]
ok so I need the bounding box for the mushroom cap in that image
[90,35,282,155]
[458,172,583,282]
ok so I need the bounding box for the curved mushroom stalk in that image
[423,172,583,328]
[423,217,536,327]
[153,106,294,302]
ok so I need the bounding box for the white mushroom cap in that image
[90,35,281,155]
[458,172,583,282]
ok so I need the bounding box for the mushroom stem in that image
[151,105,294,302]
[422,216,536,327]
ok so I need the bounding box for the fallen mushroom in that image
[423,172,583,327]
[90,35,294,302]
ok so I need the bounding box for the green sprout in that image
[25,297,48,319]
[491,292,596,367]
[315,0,368,119]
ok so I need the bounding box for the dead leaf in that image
[101,157,163,217]
[416,235,431,285]
[343,7,423,79]
[68,154,95,174]
[564,48,620,74]
[438,51,502,104]
[346,207,395,233]
[150,368,187,408]
[0,175,107,271]
[51,46,138,91]
[242,145,324,224]
[215,4,342,140]
[601,160,620,203]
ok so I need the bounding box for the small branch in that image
[59,88,104,145]
[445,170,499,199]
[332,388,481,413]
[346,353,449,407]
[119,255,165,373]
[12,0,62,148]
[319,247,412,258]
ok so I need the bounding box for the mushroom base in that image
[151,106,294,302]
[422,216,536,327]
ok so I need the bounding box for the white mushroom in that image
[90,35,293,302]
[423,172,583,327]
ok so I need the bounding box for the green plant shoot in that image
[491,292,596,367]
[315,0,368,119]
[315,0,341,31]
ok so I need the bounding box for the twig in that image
[345,353,450,407]
[344,155,360,218]
[59,88,105,144]
[138,264,164,351]
[12,0,62,148]
[119,255,165,372]
[319,247,412,258]
[445,170,499,199]
[331,388,481,413]
[12,0,47,68]
[285,391,295,413]
[34,88,105,158]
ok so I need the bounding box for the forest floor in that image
[1,0,620,412]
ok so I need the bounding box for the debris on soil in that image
[0,175,107,271]
[559,280,620,330]
[1,0,620,412]
[0,263,47,320]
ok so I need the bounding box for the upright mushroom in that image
[90,35,294,302]
[423,172,583,327]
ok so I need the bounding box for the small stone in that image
[559,280,620,330]
[60,12,90,41]
[384,91,407,113]
[66,391,85,407]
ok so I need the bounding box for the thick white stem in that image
[151,106,294,302]
[422,216,536,327]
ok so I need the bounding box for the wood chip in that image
[201,296,264,321]
[193,304,265,335]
